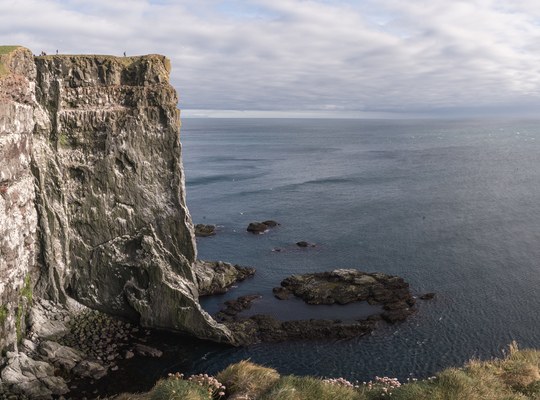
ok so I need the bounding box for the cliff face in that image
[0,47,234,352]
[0,47,38,351]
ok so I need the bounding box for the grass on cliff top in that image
[0,46,21,77]
[0,46,21,55]
[113,343,540,400]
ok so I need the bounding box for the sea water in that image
[184,118,540,376]
[85,118,540,395]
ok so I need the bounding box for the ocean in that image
[85,118,540,395]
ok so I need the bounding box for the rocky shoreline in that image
[0,262,429,398]
[0,301,164,399]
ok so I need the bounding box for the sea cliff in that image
[0,46,234,355]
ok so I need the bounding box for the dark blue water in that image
[177,118,540,382]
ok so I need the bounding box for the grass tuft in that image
[217,360,279,398]
[261,375,363,400]
[149,378,211,400]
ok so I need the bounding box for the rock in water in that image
[195,224,217,237]
[194,260,255,296]
[225,269,417,345]
[247,220,280,234]
[261,220,279,227]
[247,222,270,234]
[276,269,416,322]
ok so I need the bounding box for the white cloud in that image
[2,0,540,116]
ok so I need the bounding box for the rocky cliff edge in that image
[0,46,235,353]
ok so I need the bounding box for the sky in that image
[2,0,540,118]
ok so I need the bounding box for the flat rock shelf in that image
[216,269,416,345]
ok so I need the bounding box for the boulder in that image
[71,360,107,380]
[1,352,69,399]
[247,222,270,234]
[38,340,83,370]
[195,224,217,237]
[194,260,255,296]
[247,220,279,234]
[133,343,163,358]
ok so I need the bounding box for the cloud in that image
[2,0,540,116]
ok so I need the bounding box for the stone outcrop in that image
[275,269,416,323]
[246,220,279,234]
[0,46,235,356]
[214,294,377,344]
[215,268,416,345]
[195,260,255,296]
[195,223,217,237]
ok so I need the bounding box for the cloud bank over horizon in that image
[2,0,540,117]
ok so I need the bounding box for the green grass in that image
[14,275,33,342]
[261,375,363,400]
[0,46,21,77]
[113,344,540,400]
[217,360,280,398]
[0,46,20,55]
[149,378,212,400]
[21,274,33,304]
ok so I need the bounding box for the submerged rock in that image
[229,316,377,344]
[272,287,291,300]
[194,260,255,296]
[215,295,262,322]
[296,241,316,248]
[195,224,217,237]
[420,292,436,300]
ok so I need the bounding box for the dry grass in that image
[383,343,540,400]
[260,375,364,400]
[112,344,540,400]
[217,360,280,398]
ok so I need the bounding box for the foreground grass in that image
[114,343,540,400]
